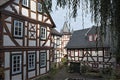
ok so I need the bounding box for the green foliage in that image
[80,65,89,73]
[61,57,67,65]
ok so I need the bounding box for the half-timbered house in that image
[66,26,115,70]
[51,29,62,68]
[61,21,72,56]
[0,0,55,80]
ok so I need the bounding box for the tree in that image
[45,0,120,64]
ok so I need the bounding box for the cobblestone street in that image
[53,67,104,80]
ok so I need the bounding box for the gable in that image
[0,0,55,28]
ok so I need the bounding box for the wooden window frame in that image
[11,54,22,75]
[40,52,46,67]
[28,53,36,71]
[13,20,23,38]
[22,0,30,7]
[38,2,42,13]
[40,27,47,40]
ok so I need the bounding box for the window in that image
[40,52,46,67]
[13,20,23,38]
[28,53,35,70]
[12,54,22,74]
[40,27,46,39]
[56,38,60,46]
[89,35,93,41]
[22,0,29,7]
[38,3,42,12]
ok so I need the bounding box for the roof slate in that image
[66,26,110,49]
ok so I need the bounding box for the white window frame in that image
[12,54,22,74]
[28,53,36,70]
[38,3,42,12]
[40,27,46,39]
[22,0,29,7]
[14,20,23,38]
[40,52,46,67]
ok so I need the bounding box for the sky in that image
[50,0,94,32]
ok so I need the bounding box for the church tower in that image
[61,21,72,56]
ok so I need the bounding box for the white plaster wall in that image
[29,40,36,46]
[4,70,10,80]
[79,51,83,56]
[14,0,20,4]
[25,27,27,36]
[99,64,103,68]
[47,62,49,71]
[23,52,26,65]
[31,12,36,20]
[23,67,26,80]
[43,16,47,22]
[40,41,45,46]
[6,23,11,33]
[93,57,97,61]
[25,37,27,46]
[5,6,14,12]
[15,39,23,46]
[12,4,19,14]
[37,51,39,62]
[22,7,29,17]
[28,71,35,78]
[38,14,42,21]
[4,52,10,68]
[5,17,11,22]
[12,74,22,80]
[75,51,78,56]
[99,57,103,61]
[83,57,87,61]
[75,57,78,61]
[46,20,51,24]
[47,32,50,37]
[45,40,50,46]
[92,51,97,56]
[79,58,82,61]
[47,26,50,31]
[47,50,49,60]
[98,51,103,56]
[30,0,36,12]
[3,35,15,46]
[37,39,39,47]
[37,30,40,38]
[37,64,39,76]
[40,68,46,74]
[25,21,28,26]
[88,57,93,61]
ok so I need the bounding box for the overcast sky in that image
[50,0,94,32]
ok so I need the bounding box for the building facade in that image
[0,0,55,80]
[51,29,62,68]
[66,26,115,69]
[61,21,72,56]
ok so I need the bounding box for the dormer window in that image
[89,35,93,41]
[38,3,42,12]
[22,0,29,7]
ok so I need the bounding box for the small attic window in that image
[38,3,42,12]
[22,0,29,7]
[89,35,93,41]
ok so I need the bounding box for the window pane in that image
[40,53,46,67]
